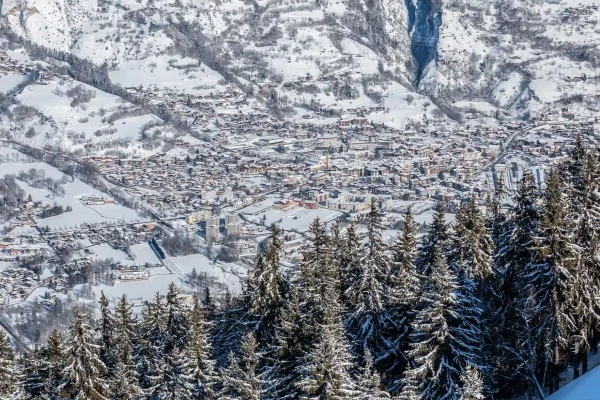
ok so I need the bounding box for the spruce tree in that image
[151,347,194,400]
[110,295,141,400]
[211,291,247,368]
[111,361,141,400]
[330,222,345,299]
[20,349,45,399]
[296,218,334,339]
[390,207,420,306]
[99,291,115,373]
[248,224,287,350]
[0,329,17,398]
[220,333,262,400]
[339,222,364,310]
[59,312,109,400]
[139,293,167,392]
[566,150,600,374]
[383,207,420,391]
[459,365,485,400]
[451,196,494,282]
[42,329,66,399]
[355,350,390,399]
[296,302,358,400]
[165,282,188,353]
[493,171,541,395]
[524,169,576,394]
[416,202,449,277]
[111,295,138,369]
[450,197,493,392]
[266,288,307,399]
[403,250,479,400]
[143,287,192,399]
[396,372,420,400]
[187,295,218,399]
[203,287,217,322]
[345,198,390,360]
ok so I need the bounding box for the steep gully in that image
[405,0,442,86]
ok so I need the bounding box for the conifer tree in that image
[0,329,17,398]
[566,150,600,374]
[296,302,358,400]
[355,350,390,400]
[459,365,485,400]
[111,295,138,368]
[110,295,141,400]
[267,288,310,399]
[416,202,449,277]
[220,333,262,400]
[451,196,494,282]
[248,224,287,350]
[330,222,345,298]
[42,329,66,399]
[99,291,115,373]
[165,282,188,353]
[296,218,334,338]
[111,361,141,400]
[187,295,218,399]
[339,222,364,309]
[390,207,420,306]
[493,171,541,394]
[20,349,45,399]
[396,372,420,400]
[59,312,109,399]
[203,287,217,322]
[151,347,194,400]
[525,169,576,394]
[383,207,420,391]
[345,198,390,359]
[211,291,247,368]
[450,197,493,392]
[139,293,167,392]
[403,250,479,400]
[142,288,191,399]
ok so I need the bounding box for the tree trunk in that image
[582,350,588,374]
[551,363,559,394]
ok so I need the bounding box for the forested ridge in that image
[1,139,600,399]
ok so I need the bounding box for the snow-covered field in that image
[171,253,245,292]
[110,55,226,96]
[0,152,143,230]
[92,276,178,304]
[247,206,343,232]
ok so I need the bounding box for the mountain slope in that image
[1,0,600,130]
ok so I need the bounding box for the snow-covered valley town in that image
[0,0,599,398]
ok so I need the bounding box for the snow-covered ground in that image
[92,276,178,305]
[548,365,600,400]
[246,206,343,232]
[0,152,143,230]
[171,253,245,293]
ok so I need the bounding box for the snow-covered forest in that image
[1,139,600,399]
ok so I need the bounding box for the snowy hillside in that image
[420,0,600,119]
[0,0,598,129]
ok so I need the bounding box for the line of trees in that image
[1,139,600,399]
